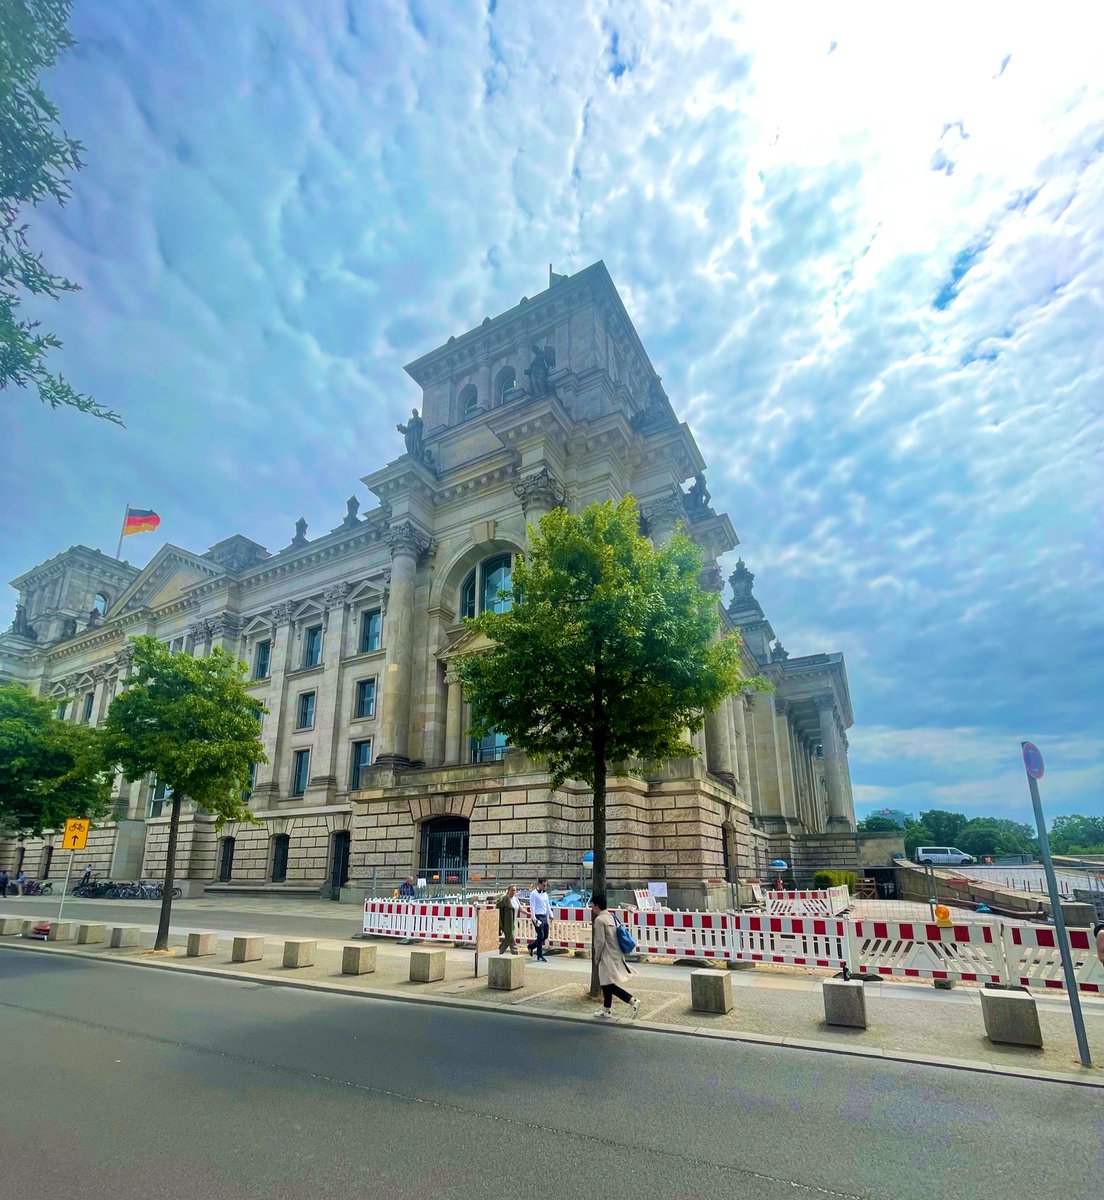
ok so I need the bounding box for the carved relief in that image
[512,466,566,513]
[324,582,351,610]
[271,602,295,626]
[386,521,432,560]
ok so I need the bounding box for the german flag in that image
[123,507,161,536]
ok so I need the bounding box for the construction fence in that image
[362,898,1104,995]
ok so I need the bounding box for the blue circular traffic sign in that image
[1022,742,1044,779]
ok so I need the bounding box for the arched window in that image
[93,592,109,615]
[494,366,516,406]
[271,834,290,883]
[459,554,512,620]
[458,383,480,419]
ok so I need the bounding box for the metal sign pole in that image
[1021,741,1091,1068]
[57,852,74,925]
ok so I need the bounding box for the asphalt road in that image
[1,947,1100,1200]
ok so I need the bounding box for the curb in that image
[3,939,1101,1088]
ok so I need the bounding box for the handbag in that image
[611,912,636,955]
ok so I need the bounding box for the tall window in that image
[218,837,235,882]
[350,740,373,788]
[359,609,382,653]
[82,692,94,722]
[355,678,376,719]
[243,760,258,803]
[303,624,323,667]
[470,729,508,763]
[93,592,109,615]
[56,699,68,720]
[494,365,516,406]
[291,749,311,796]
[254,639,271,679]
[271,834,290,883]
[460,554,513,620]
[458,382,479,418]
[149,778,173,818]
[296,691,316,730]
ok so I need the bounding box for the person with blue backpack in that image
[590,892,640,1020]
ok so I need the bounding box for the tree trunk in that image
[154,793,182,951]
[589,736,607,999]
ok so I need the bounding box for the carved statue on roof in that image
[524,343,556,398]
[770,639,789,662]
[728,558,755,607]
[11,604,37,641]
[290,517,308,547]
[397,408,433,467]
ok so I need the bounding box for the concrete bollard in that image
[823,979,867,1029]
[690,969,733,1014]
[488,952,527,991]
[282,939,316,968]
[47,922,75,942]
[231,935,264,963]
[0,916,25,935]
[409,947,446,983]
[77,923,107,945]
[342,944,377,975]
[980,988,1043,1047]
[186,932,217,957]
[110,926,141,948]
[21,920,38,938]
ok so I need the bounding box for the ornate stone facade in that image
[0,263,856,904]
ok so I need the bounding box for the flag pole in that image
[115,502,129,560]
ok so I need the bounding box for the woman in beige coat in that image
[591,893,640,1020]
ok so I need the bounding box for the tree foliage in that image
[102,637,265,947]
[855,815,900,833]
[1,0,121,423]
[0,681,112,835]
[455,497,768,906]
[1048,814,1104,856]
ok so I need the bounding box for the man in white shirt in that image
[527,877,551,962]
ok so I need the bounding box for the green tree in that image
[957,817,1036,860]
[1,0,121,423]
[856,815,900,833]
[903,820,935,859]
[0,681,112,835]
[1049,814,1104,856]
[917,809,968,847]
[102,637,265,949]
[455,497,767,988]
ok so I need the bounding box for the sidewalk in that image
[4,916,1102,1086]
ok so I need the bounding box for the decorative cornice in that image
[512,465,566,513]
[324,582,351,610]
[207,612,243,638]
[697,561,724,593]
[639,491,684,532]
[272,602,295,626]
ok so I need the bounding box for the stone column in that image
[733,693,751,789]
[513,466,566,539]
[90,665,112,726]
[376,521,430,767]
[817,695,851,828]
[479,357,492,409]
[444,670,464,765]
[641,492,684,547]
[704,702,735,783]
[311,583,351,799]
[253,603,294,801]
[186,618,212,657]
[774,699,800,824]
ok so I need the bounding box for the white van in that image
[915,846,975,866]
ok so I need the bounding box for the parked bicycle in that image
[20,878,53,896]
[70,878,180,900]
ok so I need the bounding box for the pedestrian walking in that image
[590,892,640,1020]
[497,885,520,955]
[527,877,551,962]
[0,868,8,898]
[15,870,27,896]
[1095,922,1104,969]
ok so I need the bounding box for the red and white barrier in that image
[766,886,851,917]
[852,920,1005,985]
[1001,924,1104,994]
[362,897,1102,996]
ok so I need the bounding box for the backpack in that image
[611,911,636,955]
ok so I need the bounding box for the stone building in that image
[0,262,857,906]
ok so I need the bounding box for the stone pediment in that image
[110,545,225,615]
[439,625,495,661]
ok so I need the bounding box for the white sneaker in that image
[594,1008,613,1019]
[629,998,640,1019]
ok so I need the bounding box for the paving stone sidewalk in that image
[5,920,1102,1084]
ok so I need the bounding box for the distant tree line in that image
[856,809,1104,858]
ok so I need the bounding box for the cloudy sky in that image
[6,1,1102,826]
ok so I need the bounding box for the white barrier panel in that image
[852,920,1005,985]
[1002,924,1104,994]
[627,910,733,960]
[765,887,850,917]
[363,900,478,942]
[731,915,851,971]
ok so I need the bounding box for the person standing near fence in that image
[1095,922,1104,968]
[590,893,640,1020]
[0,869,8,898]
[498,885,520,954]
[527,878,550,962]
